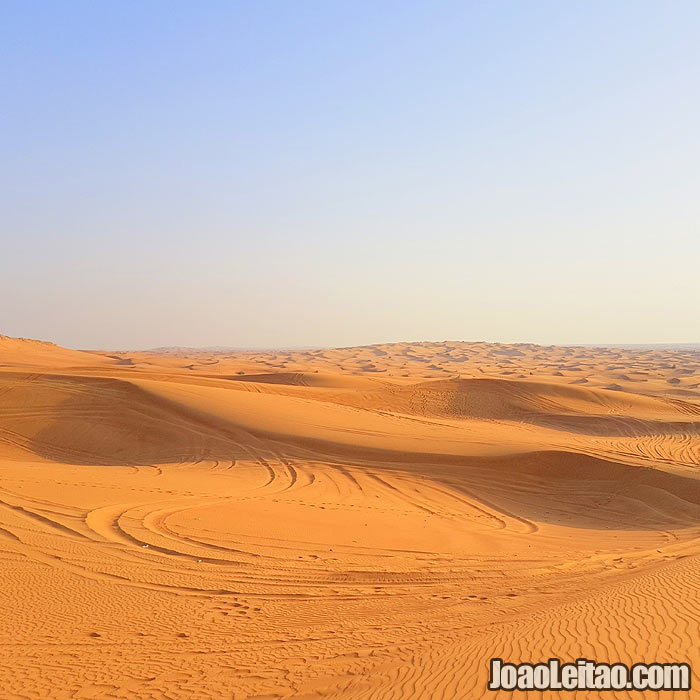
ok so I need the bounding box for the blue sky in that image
[2,1,698,349]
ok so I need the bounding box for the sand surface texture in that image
[1,335,700,699]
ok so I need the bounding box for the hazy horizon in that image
[11,335,700,354]
[3,1,699,349]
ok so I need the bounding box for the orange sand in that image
[1,335,699,698]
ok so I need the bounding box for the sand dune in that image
[0,337,699,698]
[0,334,111,369]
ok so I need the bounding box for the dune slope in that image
[0,338,699,698]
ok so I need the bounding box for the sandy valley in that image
[1,335,699,699]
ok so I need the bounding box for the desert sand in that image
[1,334,699,699]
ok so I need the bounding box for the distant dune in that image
[0,335,699,698]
